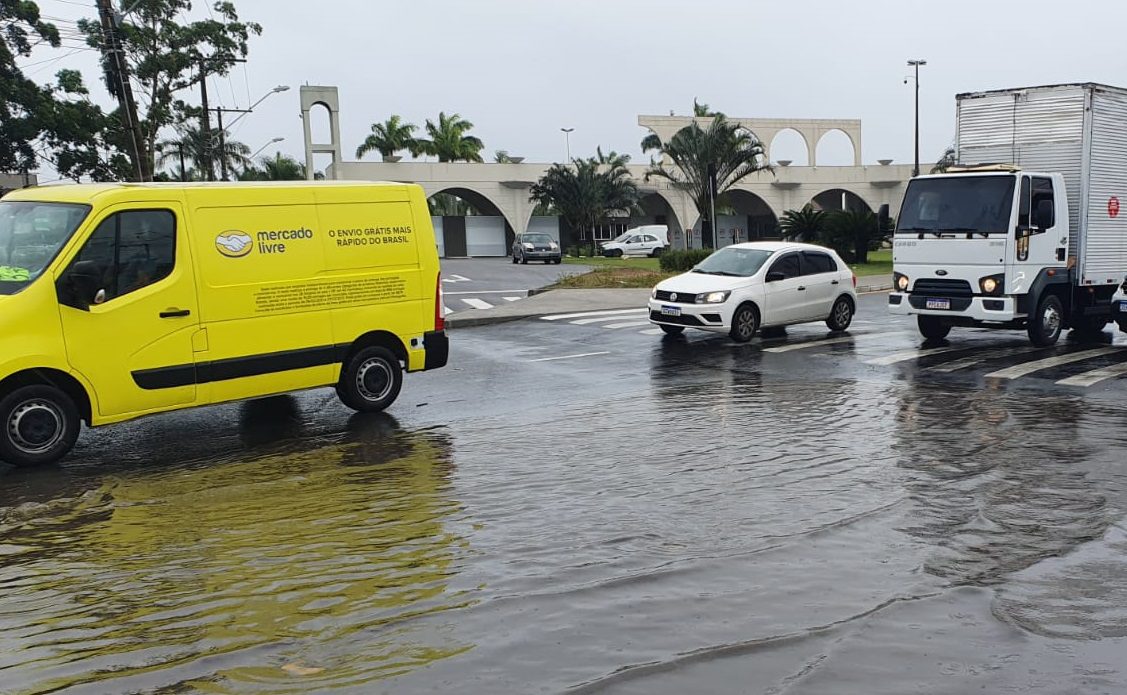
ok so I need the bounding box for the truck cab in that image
[888,168,1113,346]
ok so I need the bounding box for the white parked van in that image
[600,225,668,257]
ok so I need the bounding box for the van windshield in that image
[0,201,91,295]
[896,175,1016,236]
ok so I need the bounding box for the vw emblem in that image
[936,269,948,276]
[670,292,678,301]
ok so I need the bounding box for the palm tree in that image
[494,150,516,163]
[356,115,419,160]
[642,115,771,247]
[693,98,723,117]
[416,112,484,162]
[239,151,305,181]
[595,147,630,168]
[529,156,639,256]
[822,209,881,263]
[157,125,251,180]
[778,204,827,242]
[931,145,956,174]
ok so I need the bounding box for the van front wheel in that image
[337,346,403,413]
[0,385,81,467]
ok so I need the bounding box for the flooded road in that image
[4,299,1127,693]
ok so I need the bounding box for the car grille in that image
[654,290,697,304]
[912,279,973,297]
[649,311,705,326]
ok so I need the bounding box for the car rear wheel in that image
[917,315,951,340]
[659,324,684,335]
[650,247,664,258]
[826,296,854,331]
[337,346,403,413]
[729,304,759,343]
[0,385,81,467]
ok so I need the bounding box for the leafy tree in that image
[931,145,956,174]
[494,150,516,163]
[595,146,630,167]
[78,0,261,181]
[529,156,639,255]
[428,192,474,216]
[156,124,250,180]
[239,151,305,180]
[642,115,770,246]
[416,112,484,162]
[820,209,888,263]
[693,98,723,117]
[356,115,418,160]
[778,204,827,242]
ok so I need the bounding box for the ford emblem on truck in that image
[935,269,948,276]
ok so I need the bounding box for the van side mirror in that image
[766,271,785,282]
[877,203,890,229]
[57,260,103,311]
[1033,199,1055,229]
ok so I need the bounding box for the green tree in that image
[428,192,474,216]
[778,204,827,242]
[78,0,261,181]
[239,151,305,180]
[355,115,418,160]
[595,146,630,167]
[931,145,956,174]
[493,150,515,163]
[693,98,723,117]
[821,209,886,263]
[416,112,484,162]
[157,124,250,180]
[642,115,770,247]
[529,156,639,256]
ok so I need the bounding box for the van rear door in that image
[57,202,200,417]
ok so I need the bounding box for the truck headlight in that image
[895,272,909,291]
[979,274,1004,296]
[698,291,730,303]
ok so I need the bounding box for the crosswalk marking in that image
[863,345,969,366]
[602,321,652,329]
[461,298,494,310]
[639,328,664,335]
[503,296,522,302]
[762,331,900,353]
[986,347,1121,380]
[927,345,1044,373]
[443,306,453,315]
[1057,359,1127,387]
[541,308,647,321]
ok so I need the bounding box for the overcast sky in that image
[20,0,1127,180]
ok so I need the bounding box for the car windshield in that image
[896,175,1016,236]
[0,201,91,295]
[691,247,774,277]
[523,234,552,244]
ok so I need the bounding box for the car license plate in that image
[660,305,681,317]
[1119,300,1127,313]
[926,298,951,310]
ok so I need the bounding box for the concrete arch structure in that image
[814,128,858,167]
[809,188,877,213]
[638,115,862,167]
[300,86,343,180]
[769,128,811,166]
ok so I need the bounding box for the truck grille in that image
[912,279,973,297]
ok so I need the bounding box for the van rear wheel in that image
[337,346,403,413]
[0,385,80,467]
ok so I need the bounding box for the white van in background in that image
[600,225,668,257]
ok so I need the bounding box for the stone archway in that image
[720,189,779,244]
[427,186,515,257]
[814,129,858,167]
[632,190,686,248]
[768,128,811,166]
[809,188,874,213]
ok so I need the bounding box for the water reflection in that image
[0,416,469,693]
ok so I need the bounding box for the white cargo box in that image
[956,83,1127,285]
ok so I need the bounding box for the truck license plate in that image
[660,305,681,317]
[926,298,951,310]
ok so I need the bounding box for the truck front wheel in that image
[1028,294,1064,347]
[917,315,951,340]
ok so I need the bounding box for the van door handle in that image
[160,308,191,318]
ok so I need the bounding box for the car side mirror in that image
[57,260,103,311]
[1033,199,1055,229]
[766,271,785,282]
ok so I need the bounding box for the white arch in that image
[814,129,858,167]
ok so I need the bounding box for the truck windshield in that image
[896,175,1016,236]
[0,201,91,295]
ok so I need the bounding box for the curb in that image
[446,314,531,329]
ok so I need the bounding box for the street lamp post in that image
[560,127,573,162]
[212,86,290,180]
[907,59,926,177]
[251,136,285,161]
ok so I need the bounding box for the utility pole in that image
[178,143,186,182]
[908,59,927,178]
[199,60,213,181]
[211,106,252,181]
[96,0,147,181]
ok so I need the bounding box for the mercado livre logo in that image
[215,231,253,258]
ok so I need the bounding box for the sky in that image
[18,0,1127,181]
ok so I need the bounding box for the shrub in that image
[659,249,713,272]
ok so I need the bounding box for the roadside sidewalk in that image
[445,274,892,329]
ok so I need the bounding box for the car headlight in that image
[523,243,534,250]
[697,291,730,304]
[979,274,1004,296]
[895,272,909,291]
[549,242,559,249]
[651,287,659,299]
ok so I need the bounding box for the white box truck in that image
[888,83,1127,346]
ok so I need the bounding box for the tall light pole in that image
[907,59,926,177]
[211,86,290,181]
[560,127,574,162]
[251,136,285,160]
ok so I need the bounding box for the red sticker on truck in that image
[1110,196,1120,218]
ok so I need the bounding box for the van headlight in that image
[697,291,730,304]
[979,274,1004,296]
[895,272,909,291]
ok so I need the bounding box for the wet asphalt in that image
[3,293,1127,693]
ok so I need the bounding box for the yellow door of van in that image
[56,204,200,418]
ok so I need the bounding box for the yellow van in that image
[0,181,448,467]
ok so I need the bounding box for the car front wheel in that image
[729,304,759,343]
[659,324,684,335]
[0,384,81,467]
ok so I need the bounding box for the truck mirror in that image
[1033,199,1055,229]
[877,203,890,229]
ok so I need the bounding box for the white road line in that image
[1057,360,1127,387]
[540,308,648,321]
[443,306,453,316]
[762,331,900,353]
[571,313,649,325]
[530,351,611,362]
[461,298,494,310]
[442,274,471,283]
[639,328,664,335]
[444,290,528,295]
[602,321,652,329]
[927,345,1044,373]
[503,296,522,302]
[985,347,1121,380]
[863,345,970,366]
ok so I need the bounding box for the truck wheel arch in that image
[0,369,93,426]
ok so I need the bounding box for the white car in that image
[600,227,667,257]
[648,241,857,342]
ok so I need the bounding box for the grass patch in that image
[552,266,674,289]
[848,249,892,278]
[562,255,663,271]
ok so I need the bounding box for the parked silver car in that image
[512,233,562,264]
